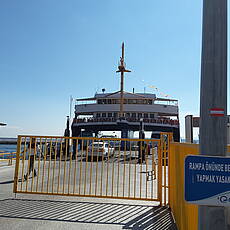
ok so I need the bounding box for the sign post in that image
[199,0,227,229]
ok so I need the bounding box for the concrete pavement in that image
[0,163,177,229]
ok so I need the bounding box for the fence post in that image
[168,133,173,206]
[158,135,163,206]
[13,136,21,193]
[8,156,12,166]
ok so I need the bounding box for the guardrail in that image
[0,152,16,166]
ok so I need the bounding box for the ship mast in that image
[116,42,131,118]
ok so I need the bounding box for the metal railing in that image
[13,134,171,204]
[0,152,16,166]
[73,117,179,127]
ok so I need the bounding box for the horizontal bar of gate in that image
[14,135,161,202]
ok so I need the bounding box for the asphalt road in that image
[17,153,159,200]
[0,161,176,230]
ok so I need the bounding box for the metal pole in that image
[116,42,131,118]
[120,43,125,118]
[69,95,73,121]
[199,0,227,229]
[185,115,193,143]
[120,71,124,117]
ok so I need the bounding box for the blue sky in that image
[0,0,228,138]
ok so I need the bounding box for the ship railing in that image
[73,117,179,126]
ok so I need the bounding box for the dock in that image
[0,160,177,230]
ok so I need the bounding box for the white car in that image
[87,142,115,160]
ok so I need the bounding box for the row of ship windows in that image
[97,99,153,105]
[95,112,156,119]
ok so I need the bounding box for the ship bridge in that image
[74,91,178,117]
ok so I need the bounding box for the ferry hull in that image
[72,122,180,142]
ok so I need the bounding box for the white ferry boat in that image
[71,43,180,141]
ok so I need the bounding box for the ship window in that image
[112,99,116,104]
[124,99,127,104]
[144,113,148,118]
[102,113,106,117]
[114,112,118,118]
[108,113,112,117]
[108,99,112,104]
[138,113,142,118]
[96,113,101,118]
[102,99,106,104]
[126,113,130,118]
[150,114,155,118]
[143,100,147,104]
[98,99,102,104]
[137,99,143,104]
[131,113,136,118]
[128,99,137,104]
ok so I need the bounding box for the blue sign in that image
[185,155,230,206]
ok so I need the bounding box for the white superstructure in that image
[73,91,179,128]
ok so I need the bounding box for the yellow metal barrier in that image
[14,135,163,202]
[12,135,230,227]
[169,142,199,230]
[167,143,230,230]
[160,132,173,206]
[0,152,16,166]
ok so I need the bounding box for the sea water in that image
[0,144,17,159]
[0,144,17,153]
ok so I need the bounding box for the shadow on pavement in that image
[0,180,14,185]
[0,199,177,230]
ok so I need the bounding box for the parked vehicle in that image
[88,142,115,160]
